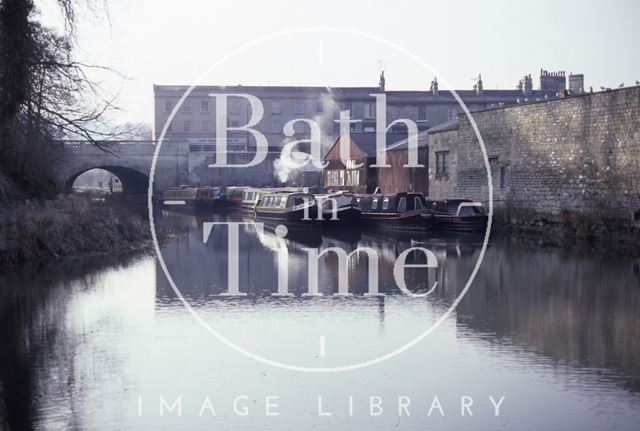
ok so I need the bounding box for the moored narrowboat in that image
[224,186,245,208]
[240,188,265,212]
[425,199,488,233]
[255,192,320,229]
[357,192,433,231]
[315,191,362,226]
[160,186,217,210]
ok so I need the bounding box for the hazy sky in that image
[37,0,640,125]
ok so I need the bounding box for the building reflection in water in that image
[156,211,640,390]
[456,238,640,391]
[0,211,639,430]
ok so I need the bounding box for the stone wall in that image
[454,86,640,247]
[428,128,459,198]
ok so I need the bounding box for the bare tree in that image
[0,0,123,197]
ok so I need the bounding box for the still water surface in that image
[1,210,639,430]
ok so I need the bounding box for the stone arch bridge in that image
[57,140,279,194]
[57,141,181,194]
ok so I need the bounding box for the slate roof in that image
[425,119,459,133]
[154,84,560,102]
[334,132,408,158]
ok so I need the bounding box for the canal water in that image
[1,210,639,430]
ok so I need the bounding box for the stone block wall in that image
[428,128,459,198]
[455,86,640,225]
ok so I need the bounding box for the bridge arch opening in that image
[66,166,149,195]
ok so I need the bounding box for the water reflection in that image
[0,254,154,431]
[456,238,640,391]
[0,212,639,430]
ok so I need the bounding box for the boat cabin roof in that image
[357,192,426,212]
[258,192,315,208]
[425,199,485,215]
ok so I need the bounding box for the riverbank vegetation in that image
[0,0,122,198]
[0,193,161,272]
[0,0,159,270]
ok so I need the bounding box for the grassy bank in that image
[0,194,161,272]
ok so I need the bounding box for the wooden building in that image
[323,132,430,194]
[323,133,401,194]
[377,131,429,195]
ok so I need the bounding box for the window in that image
[398,197,406,212]
[459,205,484,216]
[414,197,423,210]
[293,121,306,134]
[164,100,173,112]
[271,120,281,133]
[345,159,358,169]
[166,120,173,132]
[229,99,240,114]
[382,197,390,210]
[326,170,342,186]
[201,120,209,132]
[189,144,202,152]
[372,198,379,210]
[346,170,360,186]
[448,107,458,121]
[316,101,324,113]
[350,123,358,133]
[363,125,375,133]
[182,101,192,113]
[364,102,375,118]
[271,101,282,114]
[342,102,352,113]
[183,120,192,132]
[229,120,240,127]
[418,105,427,121]
[200,100,209,112]
[294,101,305,114]
[436,151,449,175]
[500,166,508,188]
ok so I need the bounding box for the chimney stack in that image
[518,74,533,96]
[474,74,484,95]
[430,77,439,95]
[539,69,566,92]
[568,73,584,94]
[379,70,386,92]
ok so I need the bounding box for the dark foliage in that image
[0,0,118,199]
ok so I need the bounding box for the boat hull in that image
[361,211,433,231]
[433,215,488,233]
[321,206,362,226]
[161,199,212,212]
[255,206,320,230]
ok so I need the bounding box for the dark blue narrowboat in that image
[425,199,488,233]
[356,192,433,231]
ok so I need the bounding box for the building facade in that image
[426,120,460,199]
[426,85,640,242]
[322,133,387,194]
[377,131,429,195]
[153,69,577,187]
